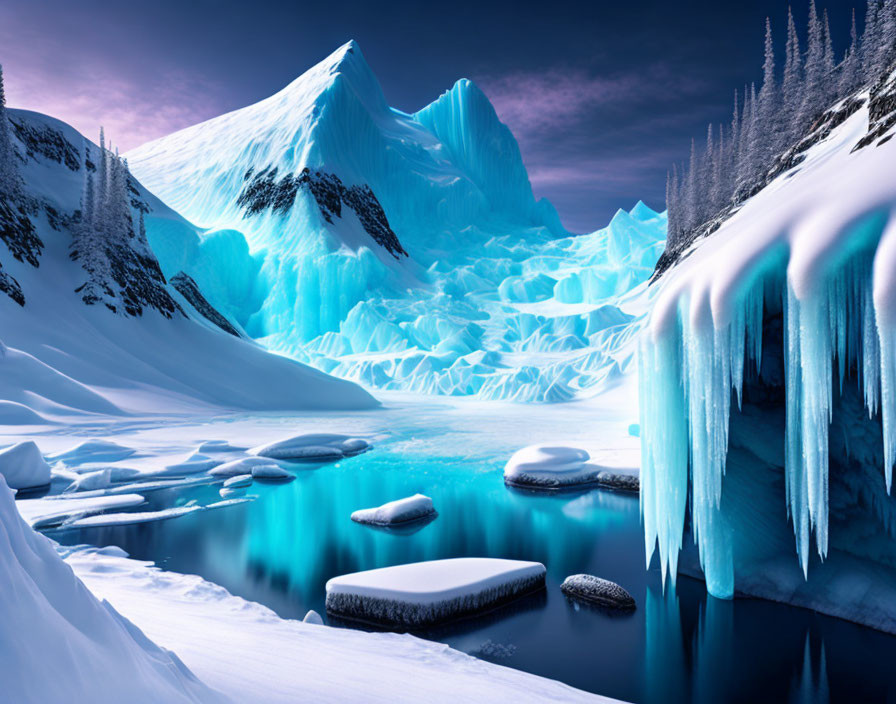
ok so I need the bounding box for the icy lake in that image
[25,394,896,704]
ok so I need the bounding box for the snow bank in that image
[48,440,136,465]
[325,557,545,628]
[351,494,436,526]
[0,477,225,703]
[0,440,50,489]
[67,547,608,703]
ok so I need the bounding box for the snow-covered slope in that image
[127,41,665,402]
[640,67,896,631]
[0,477,225,703]
[0,108,375,418]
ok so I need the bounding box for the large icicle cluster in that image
[641,77,896,599]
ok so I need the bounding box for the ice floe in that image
[208,456,279,477]
[0,440,51,489]
[351,494,436,527]
[16,493,146,529]
[64,504,204,528]
[325,557,545,628]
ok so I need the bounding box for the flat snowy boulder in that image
[325,557,545,628]
[0,441,51,489]
[560,574,636,611]
[351,494,436,527]
[504,445,639,493]
[251,434,370,462]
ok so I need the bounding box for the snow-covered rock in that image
[0,440,51,489]
[560,575,636,611]
[0,476,224,703]
[222,474,253,489]
[209,456,278,477]
[302,609,324,625]
[504,444,639,492]
[252,433,369,461]
[250,464,293,481]
[325,557,545,628]
[351,494,436,527]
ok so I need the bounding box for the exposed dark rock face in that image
[560,574,636,611]
[855,70,896,150]
[106,246,182,318]
[170,271,241,337]
[0,198,42,267]
[9,117,80,172]
[237,166,408,259]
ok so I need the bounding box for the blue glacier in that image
[126,41,666,402]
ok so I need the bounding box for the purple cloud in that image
[0,12,224,151]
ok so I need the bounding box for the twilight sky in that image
[0,0,861,232]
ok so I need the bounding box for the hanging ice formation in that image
[640,75,896,600]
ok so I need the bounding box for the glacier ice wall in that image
[640,78,896,621]
[127,41,665,402]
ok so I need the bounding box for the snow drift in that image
[640,67,896,631]
[0,476,225,703]
[127,41,665,402]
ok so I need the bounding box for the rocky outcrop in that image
[560,574,636,611]
[237,166,407,259]
[170,271,241,337]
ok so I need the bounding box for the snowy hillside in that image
[0,107,376,419]
[640,65,896,631]
[0,476,225,703]
[127,41,665,402]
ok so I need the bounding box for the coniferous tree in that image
[839,10,861,95]
[782,7,804,141]
[801,1,825,126]
[0,64,20,199]
[864,0,882,76]
[758,18,778,162]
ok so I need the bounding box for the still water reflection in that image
[51,448,896,703]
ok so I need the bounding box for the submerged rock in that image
[560,574,636,611]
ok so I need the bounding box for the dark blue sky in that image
[0,0,861,232]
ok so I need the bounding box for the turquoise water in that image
[50,444,896,703]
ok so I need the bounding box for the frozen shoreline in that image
[65,544,620,703]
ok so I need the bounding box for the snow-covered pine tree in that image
[839,10,861,95]
[782,7,803,148]
[800,1,825,127]
[758,18,778,166]
[0,64,20,199]
[879,0,896,75]
[863,0,882,78]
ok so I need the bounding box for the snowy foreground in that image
[2,395,638,703]
[67,546,615,703]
